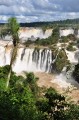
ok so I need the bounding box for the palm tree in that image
[6,17,20,88]
[8,17,19,46]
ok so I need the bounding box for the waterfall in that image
[52,65,79,89]
[51,49,79,89]
[59,29,74,37]
[0,46,53,73]
[65,50,79,64]
[13,48,53,73]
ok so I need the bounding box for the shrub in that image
[66,44,76,51]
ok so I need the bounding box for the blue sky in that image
[0,0,79,23]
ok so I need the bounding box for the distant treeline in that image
[19,18,79,28]
[1,18,79,28]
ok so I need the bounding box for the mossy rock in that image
[34,46,40,51]
[49,45,57,50]
[52,49,69,73]
[66,65,71,72]
[73,64,79,83]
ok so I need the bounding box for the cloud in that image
[0,0,79,23]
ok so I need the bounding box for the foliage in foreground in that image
[0,66,79,120]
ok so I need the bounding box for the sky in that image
[0,0,79,23]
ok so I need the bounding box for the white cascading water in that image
[2,27,53,41]
[13,48,53,73]
[52,49,79,89]
[19,27,53,40]
[65,50,79,64]
[52,66,79,89]
[0,46,53,73]
[59,29,74,37]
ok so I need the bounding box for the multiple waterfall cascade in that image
[0,42,79,76]
[0,46,53,73]
[0,25,79,91]
[13,48,53,73]
[0,42,79,89]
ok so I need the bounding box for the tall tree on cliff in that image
[6,17,20,88]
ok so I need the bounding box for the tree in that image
[0,70,41,120]
[0,86,40,120]
[6,17,20,88]
[24,72,39,98]
[8,17,19,46]
[36,87,68,120]
[0,66,79,120]
[0,65,11,91]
